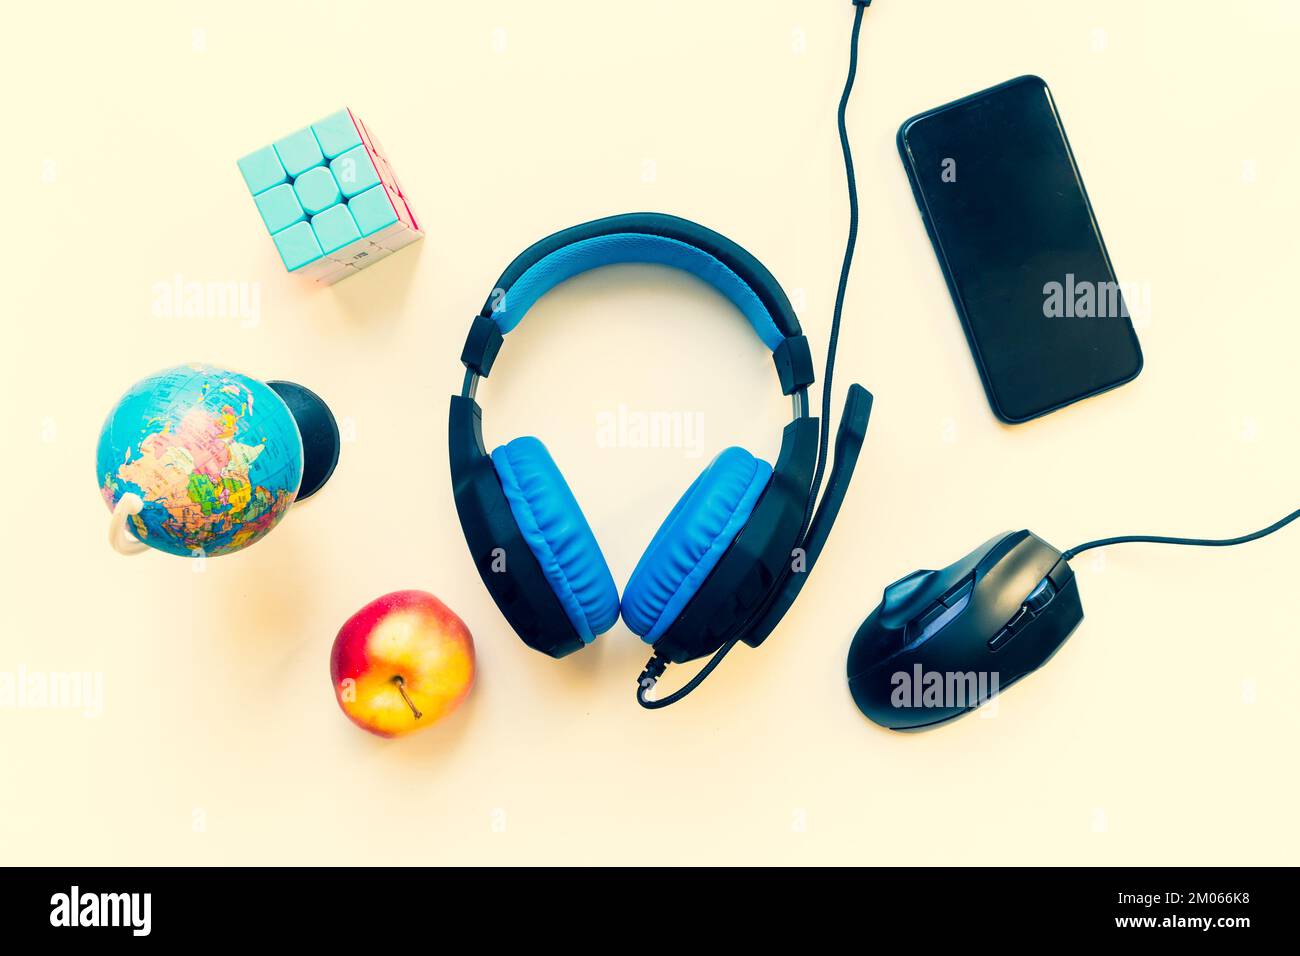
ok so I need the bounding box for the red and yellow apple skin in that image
[330,590,475,738]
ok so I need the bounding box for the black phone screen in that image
[898,75,1143,423]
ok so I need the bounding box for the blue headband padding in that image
[490,232,786,352]
[622,447,773,643]
[483,213,802,347]
[491,437,621,642]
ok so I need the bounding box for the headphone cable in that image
[1063,507,1300,561]
[801,0,867,541]
[636,639,739,710]
[637,1,869,710]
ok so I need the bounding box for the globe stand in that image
[267,381,341,502]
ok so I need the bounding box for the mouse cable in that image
[1062,506,1300,561]
[637,0,871,710]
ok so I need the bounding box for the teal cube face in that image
[330,146,380,199]
[253,183,305,234]
[294,166,342,215]
[311,204,361,255]
[273,127,324,178]
[312,109,363,160]
[349,184,398,236]
[238,108,422,283]
[237,146,287,195]
[272,221,324,271]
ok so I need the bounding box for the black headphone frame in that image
[448,213,823,662]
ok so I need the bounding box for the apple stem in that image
[393,676,422,719]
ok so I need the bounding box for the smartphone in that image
[898,75,1143,424]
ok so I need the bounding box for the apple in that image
[330,590,475,737]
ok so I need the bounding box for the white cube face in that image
[326,238,390,268]
[309,233,416,283]
[357,243,393,265]
[318,263,357,285]
[325,237,370,266]
[365,222,405,248]
[375,154,400,193]
[296,257,342,281]
[379,226,422,252]
[364,125,388,158]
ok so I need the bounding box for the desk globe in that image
[96,363,339,557]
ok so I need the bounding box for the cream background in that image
[2,0,1297,865]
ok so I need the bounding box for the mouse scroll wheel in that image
[1023,578,1056,613]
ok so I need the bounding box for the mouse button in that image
[848,613,908,678]
[948,532,1013,583]
[973,530,1029,576]
[882,569,935,613]
[989,606,1033,652]
[979,538,1058,615]
[907,590,973,645]
[942,578,975,608]
[907,599,948,641]
[987,581,1056,653]
[988,625,1016,652]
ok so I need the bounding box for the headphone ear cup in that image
[622,447,773,643]
[491,437,620,642]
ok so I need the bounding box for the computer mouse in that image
[847,530,1084,730]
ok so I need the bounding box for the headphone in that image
[449,212,872,707]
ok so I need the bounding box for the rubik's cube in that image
[237,108,422,285]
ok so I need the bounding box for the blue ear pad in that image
[622,447,773,644]
[491,437,621,642]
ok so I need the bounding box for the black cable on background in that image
[636,637,738,710]
[801,0,866,541]
[637,2,869,709]
[1063,507,1300,560]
